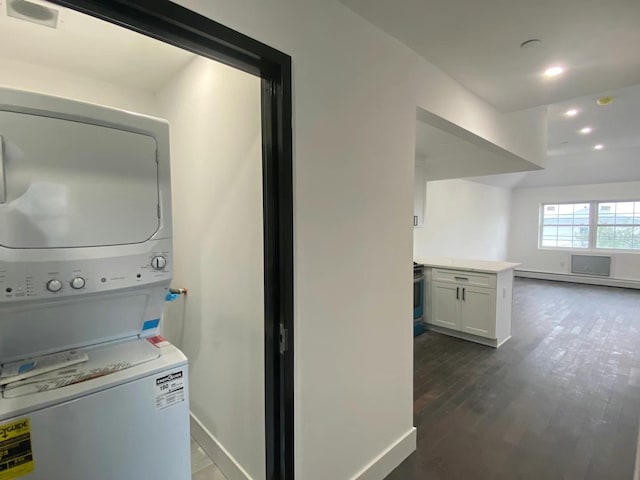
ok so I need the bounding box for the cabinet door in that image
[459,286,496,339]
[414,162,426,228]
[431,281,460,330]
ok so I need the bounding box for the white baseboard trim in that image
[190,412,252,480]
[515,270,640,290]
[426,324,506,349]
[352,427,416,480]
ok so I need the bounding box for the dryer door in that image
[0,111,159,248]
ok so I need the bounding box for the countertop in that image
[415,256,521,274]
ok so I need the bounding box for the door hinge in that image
[279,324,289,354]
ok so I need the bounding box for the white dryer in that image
[0,88,190,479]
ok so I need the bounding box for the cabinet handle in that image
[413,215,418,226]
[454,276,468,281]
[462,287,466,301]
[456,287,459,300]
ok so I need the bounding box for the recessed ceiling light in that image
[594,144,604,150]
[564,109,578,117]
[596,96,614,106]
[544,65,564,78]
[579,127,593,135]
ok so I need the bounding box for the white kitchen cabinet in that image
[459,285,496,338]
[431,280,460,330]
[414,161,426,228]
[431,280,496,339]
[419,260,518,348]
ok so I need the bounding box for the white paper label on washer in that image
[155,370,185,410]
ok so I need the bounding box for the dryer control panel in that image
[0,239,172,303]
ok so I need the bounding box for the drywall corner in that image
[353,428,416,480]
[190,413,252,480]
[502,105,548,169]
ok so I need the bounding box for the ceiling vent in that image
[6,0,59,28]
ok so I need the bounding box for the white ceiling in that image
[377,0,640,190]
[0,0,195,92]
[470,148,640,189]
[341,0,640,112]
[470,83,640,188]
[547,83,640,156]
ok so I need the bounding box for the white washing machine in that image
[0,339,190,480]
[0,88,191,479]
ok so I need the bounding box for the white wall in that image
[508,181,640,281]
[170,2,548,479]
[412,63,547,169]
[156,57,265,480]
[0,57,157,115]
[414,179,511,261]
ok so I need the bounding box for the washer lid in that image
[2,338,161,398]
[0,110,159,249]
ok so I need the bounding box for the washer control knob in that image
[151,256,167,270]
[46,279,63,293]
[71,277,86,290]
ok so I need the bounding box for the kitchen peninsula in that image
[415,257,520,348]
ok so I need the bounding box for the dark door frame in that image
[47,1,294,479]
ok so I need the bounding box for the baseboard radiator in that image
[515,270,640,290]
[571,254,611,277]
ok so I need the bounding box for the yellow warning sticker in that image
[0,418,34,479]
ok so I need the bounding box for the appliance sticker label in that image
[142,319,161,331]
[146,335,171,348]
[155,370,185,411]
[0,418,34,479]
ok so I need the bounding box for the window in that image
[596,201,640,249]
[541,203,590,248]
[540,200,640,250]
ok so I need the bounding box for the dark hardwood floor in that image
[387,278,640,480]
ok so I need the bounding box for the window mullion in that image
[590,201,597,249]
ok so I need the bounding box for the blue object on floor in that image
[414,321,425,337]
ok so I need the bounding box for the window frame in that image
[594,200,640,251]
[538,201,593,250]
[539,199,640,253]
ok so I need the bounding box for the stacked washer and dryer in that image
[0,87,191,479]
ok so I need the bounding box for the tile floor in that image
[191,437,227,480]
